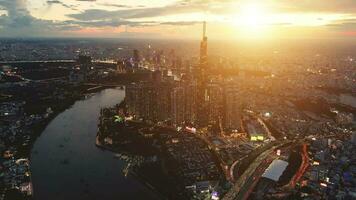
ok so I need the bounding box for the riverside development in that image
[1,23,356,200]
[93,23,355,199]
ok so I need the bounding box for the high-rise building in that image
[126,81,173,123]
[184,80,197,124]
[133,49,140,69]
[197,21,209,127]
[76,55,92,81]
[125,22,243,131]
[207,82,223,125]
[78,55,92,65]
[78,55,92,72]
[156,83,172,121]
[116,60,126,74]
[171,85,185,126]
[223,81,242,131]
[200,22,208,68]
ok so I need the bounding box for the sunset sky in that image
[1,0,356,40]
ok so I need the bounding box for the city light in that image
[185,127,197,134]
[0,1,355,200]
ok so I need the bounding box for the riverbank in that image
[30,87,158,200]
[25,85,118,158]
[96,136,174,200]
[0,84,114,200]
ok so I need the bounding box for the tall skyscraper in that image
[197,21,209,127]
[200,22,208,68]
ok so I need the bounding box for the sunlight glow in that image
[239,3,267,28]
[231,2,270,38]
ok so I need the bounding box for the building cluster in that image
[159,131,220,199]
[0,78,86,199]
[294,135,356,199]
[125,74,244,131]
[0,158,32,199]
[208,135,253,165]
[0,102,45,199]
[125,22,243,131]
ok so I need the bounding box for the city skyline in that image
[1,1,356,200]
[1,0,356,40]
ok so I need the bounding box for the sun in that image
[231,2,271,38]
[240,3,266,28]
[234,3,269,28]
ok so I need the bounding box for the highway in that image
[223,146,277,200]
[235,155,275,200]
[223,140,294,200]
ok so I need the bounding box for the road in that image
[235,155,275,200]
[287,143,309,188]
[223,140,293,200]
[223,147,276,200]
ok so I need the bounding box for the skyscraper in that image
[171,85,185,126]
[197,21,209,127]
[133,49,140,69]
[200,22,208,68]
[223,81,242,131]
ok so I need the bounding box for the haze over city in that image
[0,1,356,200]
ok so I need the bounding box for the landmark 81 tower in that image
[197,22,209,127]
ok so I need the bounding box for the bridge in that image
[84,83,125,87]
[83,83,125,92]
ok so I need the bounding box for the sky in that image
[0,0,356,40]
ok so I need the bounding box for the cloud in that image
[2,0,356,38]
[98,3,132,8]
[181,0,356,14]
[64,19,142,28]
[68,2,209,21]
[0,0,80,36]
[268,0,356,14]
[327,19,356,29]
[160,21,201,26]
[46,0,77,10]
[0,0,183,37]
[47,0,61,3]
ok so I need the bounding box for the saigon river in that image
[30,88,157,200]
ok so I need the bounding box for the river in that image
[30,88,158,200]
[339,94,356,108]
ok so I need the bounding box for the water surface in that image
[31,88,157,200]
